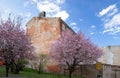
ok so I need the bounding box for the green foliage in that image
[22,67,35,72]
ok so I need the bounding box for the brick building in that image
[26,12,74,64]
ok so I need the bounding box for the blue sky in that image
[0,0,120,47]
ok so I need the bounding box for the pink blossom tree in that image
[0,16,34,76]
[50,30,103,78]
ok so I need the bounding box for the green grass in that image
[0,66,85,78]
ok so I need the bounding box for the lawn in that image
[0,66,85,78]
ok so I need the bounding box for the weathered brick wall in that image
[27,17,61,55]
[26,17,74,70]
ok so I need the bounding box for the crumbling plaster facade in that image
[26,15,74,56]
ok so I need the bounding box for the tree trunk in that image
[14,69,20,74]
[69,70,73,78]
[38,67,41,74]
[80,65,83,76]
[10,62,14,73]
[5,64,9,77]
[13,65,20,74]
[4,59,10,77]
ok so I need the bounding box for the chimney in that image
[38,11,46,18]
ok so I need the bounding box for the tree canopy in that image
[0,16,34,76]
[50,30,103,78]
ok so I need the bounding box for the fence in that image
[61,64,120,78]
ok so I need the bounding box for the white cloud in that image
[32,0,37,3]
[91,25,96,28]
[30,0,69,21]
[98,4,120,35]
[70,22,77,26]
[0,9,13,20]
[18,12,32,18]
[79,19,83,22]
[37,2,60,13]
[24,0,36,7]
[104,14,120,28]
[89,25,96,35]
[107,8,118,17]
[90,32,94,35]
[98,4,117,17]
[103,14,120,34]
[72,26,80,33]
[70,22,80,33]
[18,12,32,29]
[25,12,32,18]
[53,11,69,21]
[23,1,29,7]
[57,0,65,4]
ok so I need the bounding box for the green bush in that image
[22,67,35,72]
